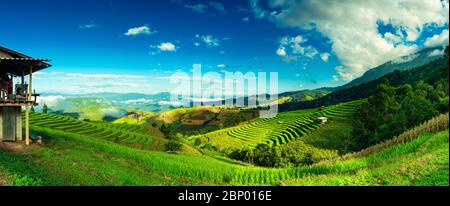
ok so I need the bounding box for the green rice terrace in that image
[26,112,174,152]
[0,100,447,186]
[189,100,364,150]
[0,112,447,186]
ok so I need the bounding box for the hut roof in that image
[0,45,51,75]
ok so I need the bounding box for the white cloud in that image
[157,42,177,52]
[254,0,449,81]
[391,53,420,64]
[182,2,225,14]
[85,82,141,88]
[123,98,155,105]
[184,4,208,13]
[250,0,266,19]
[276,47,287,57]
[320,53,330,62]
[124,25,155,36]
[158,100,183,106]
[100,107,128,118]
[333,66,354,82]
[65,73,145,79]
[50,71,64,75]
[384,32,403,44]
[276,35,318,62]
[38,95,66,107]
[305,46,318,59]
[196,35,220,47]
[424,29,449,48]
[428,48,445,57]
[217,64,227,68]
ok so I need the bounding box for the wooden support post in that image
[25,105,30,145]
[29,66,33,101]
[21,71,25,98]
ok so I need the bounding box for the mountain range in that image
[39,46,446,119]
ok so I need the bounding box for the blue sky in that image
[1,0,448,95]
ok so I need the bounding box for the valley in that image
[0,45,448,186]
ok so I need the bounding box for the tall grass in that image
[341,113,449,160]
[30,115,448,185]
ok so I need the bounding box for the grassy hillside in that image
[280,57,448,112]
[283,131,449,186]
[145,106,259,138]
[0,113,447,186]
[27,112,198,153]
[190,100,363,152]
[112,111,157,125]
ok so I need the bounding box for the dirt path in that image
[0,142,38,154]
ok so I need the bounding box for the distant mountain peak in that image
[339,46,445,90]
[390,53,420,64]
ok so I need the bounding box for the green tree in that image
[30,106,35,112]
[351,80,440,150]
[42,104,48,114]
[399,91,437,128]
[165,141,183,153]
[252,144,283,167]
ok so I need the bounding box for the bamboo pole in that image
[29,66,33,100]
[25,66,33,145]
[25,105,29,145]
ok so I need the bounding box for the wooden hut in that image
[316,117,328,124]
[0,45,51,145]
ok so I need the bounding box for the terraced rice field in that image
[191,100,364,148]
[27,112,156,149]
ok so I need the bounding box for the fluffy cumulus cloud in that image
[124,25,155,36]
[150,42,177,55]
[157,42,177,51]
[276,35,319,62]
[253,0,449,81]
[424,29,449,47]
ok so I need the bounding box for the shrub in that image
[342,113,449,160]
[164,141,183,153]
[8,174,43,186]
[277,140,338,167]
